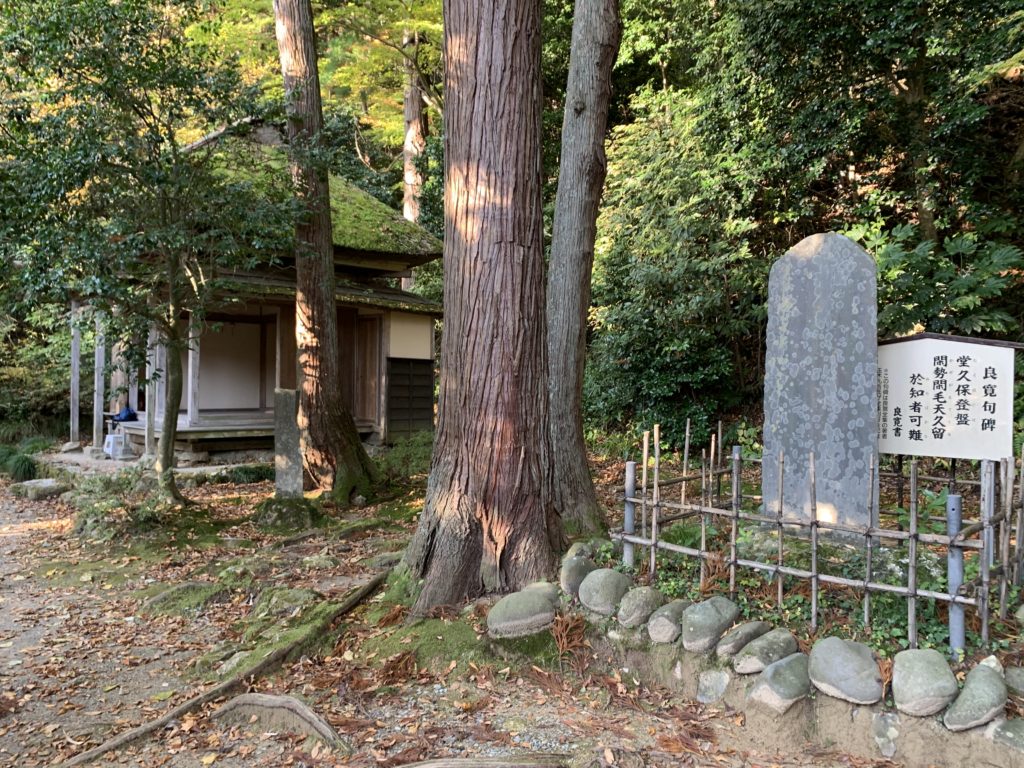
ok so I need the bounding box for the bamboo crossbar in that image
[611,531,980,607]
[620,428,1021,654]
[623,497,985,550]
[656,467,732,489]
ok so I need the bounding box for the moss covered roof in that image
[330,177,441,258]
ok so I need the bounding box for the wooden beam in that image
[70,301,80,443]
[187,315,201,427]
[92,317,105,448]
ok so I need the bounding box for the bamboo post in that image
[681,419,691,507]
[776,450,785,612]
[699,449,707,590]
[641,431,650,542]
[947,493,965,660]
[716,419,723,505]
[624,461,637,568]
[907,459,919,649]
[896,454,905,515]
[709,433,717,509]
[144,328,157,457]
[730,445,741,598]
[809,451,819,634]
[980,459,994,645]
[999,458,1012,619]
[1016,443,1024,587]
[650,425,661,579]
[864,454,876,628]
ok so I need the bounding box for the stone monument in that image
[762,232,879,529]
[274,388,303,499]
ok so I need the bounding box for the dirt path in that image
[0,478,897,768]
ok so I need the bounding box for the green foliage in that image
[214,463,274,485]
[587,90,768,447]
[4,453,37,482]
[1,0,296,377]
[0,445,16,466]
[849,224,1024,337]
[378,431,434,484]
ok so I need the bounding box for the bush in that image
[18,436,53,455]
[378,431,434,484]
[5,453,37,481]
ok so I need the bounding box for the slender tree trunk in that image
[403,0,562,614]
[546,0,621,537]
[155,308,185,502]
[402,31,426,224]
[273,0,377,501]
[401,30,427,293]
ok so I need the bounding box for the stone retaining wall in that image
[485,543,1023,768]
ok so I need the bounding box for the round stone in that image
[522,580,560,606]
[733,628,798,674]
[892,649,958,717]
[747,652,810,715]
[559,556,597,598]
[716,621,773,659]
[577,568,632,616]
[617,586,665,628]
[943,664,1007,732]
[647,599,691,644]
[486,590,556,639]
[808,636,883,705]
[680,596,740,653]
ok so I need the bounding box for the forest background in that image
[2,0,1023,454]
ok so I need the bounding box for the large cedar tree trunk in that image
[403,0,562,614]
[273,0,377,500]
[547,0,621,535]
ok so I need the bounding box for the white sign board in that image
[878,337,1014,460]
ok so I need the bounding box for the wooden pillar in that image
[379,313,391,442]
[187,314,200,427]
[157,341,168,423]
[69,301,81,443]
[92,317,105,449]
[276,304,297,389]
[144,328,156,456]
[109,342,128,413]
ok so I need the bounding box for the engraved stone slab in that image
[762,233,879,529]
[274,388,303,499]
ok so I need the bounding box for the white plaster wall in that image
[199,322,261,410]
[389,312,433,360]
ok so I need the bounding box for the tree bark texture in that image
[546,0,621,536]
[401,30,427,292]
[155,307,185,502]
[273,0,377,500]
[404,0,562,614]
[402,31,427,224]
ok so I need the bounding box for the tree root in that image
[56,570,389,767]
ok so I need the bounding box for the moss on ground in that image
[360,617,489,676]
[140,581,230,616]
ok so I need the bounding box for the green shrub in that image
[378,431,434,483]
[212,463,274,485]
[18,436,53,455]
[5,453,37,481]
[0,444,16,466]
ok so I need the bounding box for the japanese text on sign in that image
[878,337,1014,460]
